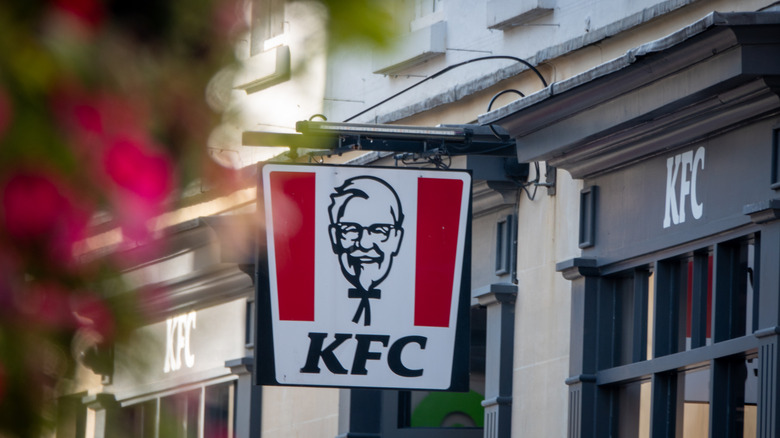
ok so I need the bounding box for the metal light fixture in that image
[243,121,516,157]
[295,121,467,141]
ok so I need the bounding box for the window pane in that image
[746,241,757,337]
[609,268,652,367]
[205,382,234,438]
[647,272,654,360]
[160,389,200,438]
[685,253,713,351]
[713,238,752,342]
[615,379,651,438]
[614,276,634,367]
[116,400,156,438]
[744,356,758,438]
[681,366,710,438]
[653,258,686,357]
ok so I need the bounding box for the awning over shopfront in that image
[478,11,780,179]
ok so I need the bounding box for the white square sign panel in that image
[257,163,472,390]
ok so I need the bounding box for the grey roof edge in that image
[353,0,699,124]
[478,11,780,127]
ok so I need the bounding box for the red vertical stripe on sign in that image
[269,171,316,321]
[414,177,463,327]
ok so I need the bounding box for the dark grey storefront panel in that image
[584,118,779,264]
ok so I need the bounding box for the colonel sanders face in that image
[328,176,404,292]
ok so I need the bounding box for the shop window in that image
[614,379,651,438]
[647,271,654,361]
[685,252,713,350]
[680,365,710,438]
[160,389,200,438]
[744,355,759,436]
[205,384,234,438]
[116,381,235,438]
[587,233,760,436]
[676,354,759,437]
[712,239,757,342]
[653,236,756,358]
[116,399,157,438]
[654,257,686,357]
[603,268,651,367]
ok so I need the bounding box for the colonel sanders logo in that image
[328,176,404,326]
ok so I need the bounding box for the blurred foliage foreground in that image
[0,0,398,436]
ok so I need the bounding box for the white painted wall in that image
[511,165,581,437]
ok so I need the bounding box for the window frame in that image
[579,231,761,436]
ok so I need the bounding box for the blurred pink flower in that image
[72,103,103,135]
[113,194,163,241]
[0,361,5,403]
[17,283,79,330]
[0,87,11,140]
[51,0,105,29]
[53,87,150,147]
[104,137,174,203]
[205,423,230,438]
[0,171,90,264]
[0,252,18,312]
[103,137,175,241]
[2,173,63,241]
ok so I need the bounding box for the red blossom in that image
[114,194,163,241]
[18,283,78,330]
[0,362,5,403]
[0,87,11,140]
[104,138,174,203]
[52,87,150,148]
[1,172,90,264]
[51,0,105,29]
[72,103,103,134]
[2,172,70,241]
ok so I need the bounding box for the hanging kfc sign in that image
[256,163,471,391]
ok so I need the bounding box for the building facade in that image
[63,1,780,437]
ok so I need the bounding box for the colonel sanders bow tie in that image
[348,288,381,326]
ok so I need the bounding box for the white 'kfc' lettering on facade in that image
[163,311,197,373]
[664,146,705,228]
